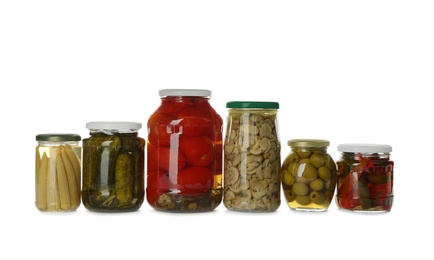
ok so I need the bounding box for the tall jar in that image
[223,101,281,212]
[146,89,223,212]
[281,139,337,211]
[82,121,145,212]
[336,143,394,212]
[35,134,82,212]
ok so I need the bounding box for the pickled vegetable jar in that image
[281,139,337,211]
[336,143,394,212]
[82,122,145,212]
[223,101,281,212]
[35,134,82,212]
[146,89,223,212]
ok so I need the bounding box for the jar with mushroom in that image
[35,134,82,212]
[282,139,337,211]
[223,101,281,212]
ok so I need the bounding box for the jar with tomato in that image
[336,143,394,212]
[223,101,281,212]
[146,89,223,212]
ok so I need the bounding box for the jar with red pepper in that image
[336,144,394,212]
[146,89,223,212]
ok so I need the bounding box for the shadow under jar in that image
[82,121,145,212]
[146,89,223,212]
[282,139,337,212]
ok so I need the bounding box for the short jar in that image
[282,139,337,211]
[146,89,223,212]
[336,143,394,212]
[82,121,145,212]
[223,101,281,212]
[35,134,82,212]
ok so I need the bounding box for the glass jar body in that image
[147,95,223,212]
[82,128,145,212]
[223,108,281,212]
[281,145,337,211]
[336,152,394,212]
[35,137,81,212]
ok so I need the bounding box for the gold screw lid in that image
[287,139,330,148]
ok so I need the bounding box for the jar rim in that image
[287,139,329,147]
[86,121,142,131]
[36,133,81,142]
[226,101,279,109]
[338,143,392,153]
[159,89,211,97]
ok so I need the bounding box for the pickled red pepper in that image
[336,145,394,212]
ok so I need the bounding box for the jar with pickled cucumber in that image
[223,101,281,212]
[336,143,394,212]
[146,89,223,212]
[82,121,145,212]
[282,139,337,211]
[35,134,82,212]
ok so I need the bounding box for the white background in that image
[1,0,433,259]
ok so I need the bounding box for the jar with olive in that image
[82,121,145,212]
[281,139,337,211]
[223,101,281,212]
[336,143,394,212]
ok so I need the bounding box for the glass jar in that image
[82,121,145,212]
[336,143,394,212]
[281,139,337,211]
[146,89,223,212]
[35,134,82,212]
[223,101,281,212]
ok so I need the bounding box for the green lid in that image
[36,134,81,142]
[287,139,330,147]
[226,101,279,109]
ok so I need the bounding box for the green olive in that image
[318,166,332,180]
[295,176,310,184]
[299,158,311,165]
[297,149,312,158]
[284,189,295,202]
[302,164,318,179]
[292,182,309,196]
[288,162,300,176]
[295,195,311,205]
[324,155,336,171]
[310,179,324,191]
[310,191,326,205]
[286,153,300,163]
[310,153,325,168]
[282,170,295,186]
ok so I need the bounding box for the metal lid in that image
[338,143,392,153]
[159,89,211,97]
[287,139,330,147]
[226,101,279,109]
[86,121,142,130]
[36,134,81,142]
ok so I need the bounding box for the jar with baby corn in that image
[35,134,82,212]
